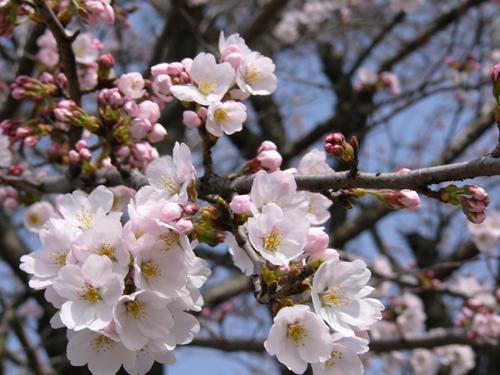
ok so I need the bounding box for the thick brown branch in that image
[233,156,500,193]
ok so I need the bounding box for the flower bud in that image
[304,227,329,254]
[182,110,202,128]
[147,123,167,143]
[160,202,183,222]
[229,194,252,214]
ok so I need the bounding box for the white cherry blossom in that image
[170,52,235,105]
[312,258,383,336]
[236,51,277,95]
[311,334,368,375]
[54,255,124,331]
[247,203,308,266]
[20,218,78,289]
[58,185,118,231]
[66,329,136,375]
[205,100,247,137]
[264,304,333,374]
[114,290,174,351]
[23,201,56,233]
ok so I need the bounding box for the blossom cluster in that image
[225,148,384,374]
[20,143,211,375]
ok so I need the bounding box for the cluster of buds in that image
[0,119,39,146]
[438,184,489,223]
[458,294,500,345]
[150,62,192,103]
[127,100,167,143]
[11,74,58,101]
[237,141,283,175]
[68,140,92,165]
[74,0,115,25]
[54,100,100,133]
[182,107,206,129]
[0,185,19,210]
[0,1,31,37]
[324,132,354,162]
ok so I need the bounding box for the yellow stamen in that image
[29,214,41,225]
[141,261,161,279]
[51,249,67,267]
[263,226,282,252]
[320,284,350,307]
[157,176,178,193]
[126,300,147,320]
[81,284,101,304]
[77,212,94,230]
[287,323,307,345]
[199,81,215,95]
[90,335,114,353]
[325,351,344,368]
[159,231,179,251]
[214,108,228,123]
[244,69,261,84]
[98,244,116,261]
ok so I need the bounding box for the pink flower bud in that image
[492,62,500,82]
[160,202,183,222]
[308,248,339,262]
[151,63,169,77]
[130,118,152,139]
[394,167,411,173]
[116,146,130,159]
[68,150,81,164]
[197,106,208,120]
[304,227,329,254]
[257,140,277,153]
[176,218,194,233]
[3,197,18,211]
[79,148,92,161]
[75,139,88,151]
[167,62,184,76]
[15,127,30,139]
[147,123,167,143]
[183,110,202,128]
[98,53,115,68]
[23,136,39,147]
[325,132,345,144]
[223,52,244,69]
[229,194,252,214]
[257,149,282,171]
[183,203,199,215]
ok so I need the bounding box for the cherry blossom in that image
[311,258,384,336]
[264,305,333,374]
[170,53,234,105]
[205,100,247,137]
[23,201,56,233]
[54,255,124,331]
[247,203,309,266]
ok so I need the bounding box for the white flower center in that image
[141,261,161,280]
[287,322,307,346]
[320,284,350,307]
[90,335,114,353]
[263,226,282,252]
